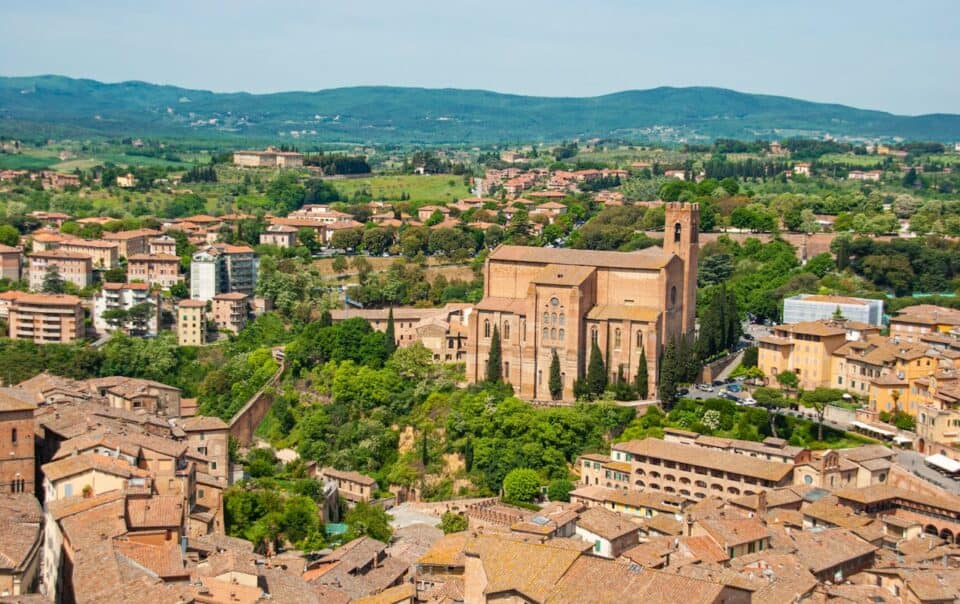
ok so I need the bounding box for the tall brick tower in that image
[663,202,699,335]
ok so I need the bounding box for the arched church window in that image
[614,329,621,348]
[484,319,490,338]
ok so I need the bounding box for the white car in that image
[740,396,757,406]
[697,383,714,392]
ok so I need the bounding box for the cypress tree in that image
[384,308,397,355]
[635,343,649,399]
[586,340,607,397]
[549,349,563,400]
[319,309,333,327]
[486,324,502,383]
[658,339,679,408]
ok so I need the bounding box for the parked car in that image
[697,383,714,392]
[741,396,757,406]
[727,383,742,393]
[678,387,689,396]
[712,379,725,387]
[721,391,740,402]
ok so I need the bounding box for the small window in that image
[484,319,491,338]
[674,222,682,243]
[670,286,677,307]
[543,327,549,340]
[559,328,565,341]
[614,329,621,348]
[637,331,643,347]
[11,428,16,444]
[551,328,557,339]
[591,326,598,344]
[504,322,510,340]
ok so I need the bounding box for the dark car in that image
[721,391,740,402]
[712,379,724,387]
[678,387,690,396]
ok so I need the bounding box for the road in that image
[897,450,960,495]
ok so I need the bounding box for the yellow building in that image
[177,299,206,346]
[758,319,880,390]
[890,304,960,343]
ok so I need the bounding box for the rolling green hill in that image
[1,75,958,144]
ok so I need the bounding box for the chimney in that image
[686,514,694,537]
[757,490,768,517]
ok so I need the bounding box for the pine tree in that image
[486,324,502,383]
[635,343,649,399]
[549,349,563,400]
[319,309,333,327]
[586,340,607,397]
[384,308,397,355]
[42,265,66,294]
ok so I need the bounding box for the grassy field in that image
[330,174,470,203]
[0,150,60,170]
[818,153,888,167]
[0,149,195,173]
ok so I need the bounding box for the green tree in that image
[101,308,129,331]
[801,387,844,441]
[586,340,607,397]
[776,370,799,394]
[486,324,502,383]
[548,349,562,400]
[42,265,66,294]
[635,344,649,399]
[658,339,680,408]
[331,255,348,274]
[0,225,19,247]
[384,308,397,356]
[440,511,469,534]
[345,502,393,542]
[502,468,540,504]
[547,478,573,502]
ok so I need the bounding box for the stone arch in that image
[727,486,741,495]
[664,486,676,494]
[940,528,955,543]
[925,524,939,537]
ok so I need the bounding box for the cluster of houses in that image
[0,367,399,603]
[0,211,262,346]
[759,299,960,460]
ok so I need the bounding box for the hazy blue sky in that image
[1,0,956,115]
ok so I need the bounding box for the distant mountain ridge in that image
[1,74,958,144]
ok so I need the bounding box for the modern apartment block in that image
[190,245,258,301]
[27,250,93,291]
[6,293,85,343]
[92,282,160,336]
[783,294,884,326]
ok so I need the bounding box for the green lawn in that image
[331,174,470,203]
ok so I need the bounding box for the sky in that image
[1,0,957,115]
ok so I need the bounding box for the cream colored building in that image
[56,238,120,269]
[610,438,795,500]
[177,299,207,346]
[232,148,304,168]
[27,250,93,291]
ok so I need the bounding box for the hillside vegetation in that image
[2,75,960,143]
